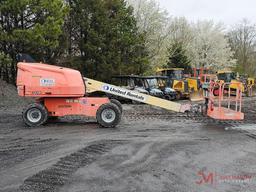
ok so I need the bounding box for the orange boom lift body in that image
[17,62,121,128]
[17,62,109,117]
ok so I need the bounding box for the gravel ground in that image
[1,80,256,192]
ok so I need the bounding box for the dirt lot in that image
[1,81,256,192]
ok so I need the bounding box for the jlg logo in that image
[40,78,55,86]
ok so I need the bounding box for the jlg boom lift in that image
[17,62,191,128]
[16,62,245,128]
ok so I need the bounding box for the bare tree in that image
[188,20,236,70]
[127,0,237,72]
[168,17,193,46]
[228,19,256,75]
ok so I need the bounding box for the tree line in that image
[0,0,149,84]
[1,0,256,84]
[128,0,256,76]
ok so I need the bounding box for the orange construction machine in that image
[17,62,193,128]
[16,62,245,128]
[17,62,122,128]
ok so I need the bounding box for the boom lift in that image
[17,62,245,128]
[17,62,191,128]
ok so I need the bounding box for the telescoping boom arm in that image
[84,78,191,113]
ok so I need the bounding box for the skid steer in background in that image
[156,68,190,99]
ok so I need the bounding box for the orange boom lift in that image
[16,62,192,128]
[16,62,244,128]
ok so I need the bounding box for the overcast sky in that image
[157,0,255,26]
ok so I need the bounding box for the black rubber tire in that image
[22,103,48,127]
[96,103,121,128]
[110,99,123,114]
[164,95,172,100]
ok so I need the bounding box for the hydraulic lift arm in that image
[84,78,191,113]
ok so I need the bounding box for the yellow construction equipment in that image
[156,68,190,99]
[186,76,203,102]
[156,68,202,101]
[216,70,245,95]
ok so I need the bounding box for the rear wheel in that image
[22,103,48,127]
[110,99,123,114]
[96,103,121,128]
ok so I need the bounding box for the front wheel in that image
[22,103,48,127]
[96,103,121,128]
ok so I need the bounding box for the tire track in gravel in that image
[0,138,61,171]
[19,140,126,192]
[123,105,256,141]
[123,111,256,125]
